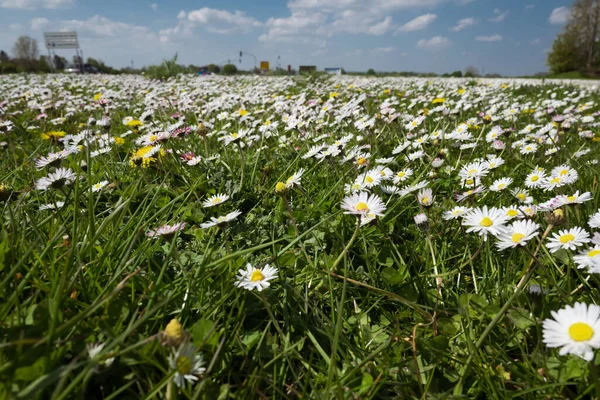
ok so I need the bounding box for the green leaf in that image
[191,318,218,348]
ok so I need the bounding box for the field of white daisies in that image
[1,73,600,399]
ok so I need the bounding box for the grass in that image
[0,74,600,399]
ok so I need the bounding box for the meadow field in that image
[1,74,600,399]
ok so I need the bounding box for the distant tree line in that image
[547,0,600,75]
[0,36,242,77]
[357,66,501,78]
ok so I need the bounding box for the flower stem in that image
[453,224,553,395]
[330,219,361,272]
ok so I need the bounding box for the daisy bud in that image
[546,208,565,226]
[275,182,287,194]
[160,318,189,348]
[414,213,429,232]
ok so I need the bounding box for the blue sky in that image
[0,0,574,75]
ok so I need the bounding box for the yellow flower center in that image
[355,202,369,212]
[507,209,518,217]
[560,169,569,176]
[212,198,221,204]
[397,172,405,178]
[568,195,577,202]
[356,157,367,165]
[559,233,575,244]
[480,217,493,227]
[588,249,600,257]
[250,269,265,282]
[497,183,506,190]
[517,193,526,201]
[421,197,430,204]
[365,176,374,183]
[465,179,474,186]
[275,182,286,192]
[468,169,477,175]
[550,177,560,184]
[239,110,248,116]
[568,322,594,342]
[176,355,193,375]
[231,133,238,139]
[511,233,525,243]
[531,175,539,182]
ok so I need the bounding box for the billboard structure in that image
[44,32,84,72]
[259,61,270,71]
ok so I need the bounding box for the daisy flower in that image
[202,194,230,208]
[556,191,593,206]
[489,177,513,192]
[91,181,109,192]
[147,223,186,239]
[524,169,546,188]
[200,210,242,229]
[520,143,538,154]
[543,302,600,361]
[393,168,413,184]
[462,206,509,241]
[35,168,77,191]
[511,188,533,204]
[442,206,470,220]
[495,220,540,250]
[550,165,578,184]
[341,192,386,226]
[39,201,65,211]
[589,209,600,229]
[546,227,591,253]
[573,246,600,271]
[458,161,489,182]
[284,168,305,189]
[168,343,206,387]
[234,263,278,292]
[417,188,434,207]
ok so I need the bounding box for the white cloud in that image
[345,49,363,56]
[549,6,570,25]
[30,17,49,30]
[489,8,508,22]
[450,17,476,32]
[0,0,73,9]
[417,35,451,50]
[9,23,24,31]
[475,34,502,42]
[177,10,186,19]
[373,46,396,53]
[524,4,535,10]
[397,13,436,32]
[150,3,158,11]
[322,11,394,36]
[530,38,541,45]
[289,0,443,12]
[60,15,155,39]
[187,7,262,34]
[259,11,327,42]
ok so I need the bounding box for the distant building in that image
[325,67,342,75]
[299,65,317,73]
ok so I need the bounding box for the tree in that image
[0,50,9,64]
[464,66,480,77]
[206,64,220,74]
[223,63,238,75]
[12,36,38,62]
[450,70,462,77]
[53,55,68,70]
[547,0,600,73]
[366,68,376,75]
[547,29,582,73]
